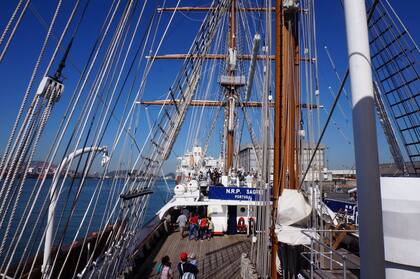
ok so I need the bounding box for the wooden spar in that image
[157,7,306,13]
[225,0,236,173]
[139,100,271,107]
[280,15,289,194]
[288,17,296,189]
[230,1,235,50]
[295,21,301,187]
[146,54,275,60]
[271,0,282,278]
[146,54,313,62]
[157,7,275,12]
[142,100,268,107]
[286,12,300,191]
[287,15,300,190]
[278,11,300,195]
[139,100,316,109]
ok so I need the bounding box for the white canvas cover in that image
[276,189,312,226]
[275,189,313,245]
[275,225,317,246]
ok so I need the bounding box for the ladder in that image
[108,1,229,276]
[373,82,407,175]
[121,0,229,195]
[367,0,420,175]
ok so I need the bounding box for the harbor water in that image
[0,178,173,266]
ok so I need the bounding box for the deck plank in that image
[133,231,250,279]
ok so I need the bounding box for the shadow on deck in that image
[131,231,251,279]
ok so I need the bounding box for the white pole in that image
[245,33,260,101]
[42,146,108,277]
[342,0,385,278]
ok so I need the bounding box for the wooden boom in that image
[146,54,275,60]
[139,100,319,109]
[157,7,275,12]
[146,54,314,62]
[139,99,271,107]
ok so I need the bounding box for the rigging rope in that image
[298,0,380,190]
[0,0,31,62]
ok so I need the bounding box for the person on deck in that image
[214,169,221,184]
[164,213,172,232]
[206,169,212,184]
[188,213,199,240]
[176,212,188,239]
[245,172,253,188]
[188,253,198,267]
[198,216,208,240]
[160,255,174,279]
[206,217,214,239]
[182,207,189,218]
[178,252,198,279]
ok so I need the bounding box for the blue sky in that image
[0,0,419,173]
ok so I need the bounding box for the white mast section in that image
[343,0,385,278]
[245,33,260,101]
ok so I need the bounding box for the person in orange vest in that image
[198,216,208,240]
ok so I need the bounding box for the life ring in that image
[237,217,247,233]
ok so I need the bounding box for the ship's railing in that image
[78,217,168,279]
[300,229,359,279]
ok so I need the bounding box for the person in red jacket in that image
[188,214,199,240]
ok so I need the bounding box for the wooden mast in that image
[272,1,300,277]
[271,0,282,277]
[294,26,300,188]
[225,0,236,173]
[284,12,299,191]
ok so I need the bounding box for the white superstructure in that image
[160,146,262,234]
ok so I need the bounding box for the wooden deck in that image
[132,231,251,279]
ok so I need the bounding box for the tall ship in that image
[0,0,419,278]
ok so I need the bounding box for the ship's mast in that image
[343,0,385,276]
[271,0,300,277]
[271,0,282,276]
[225,0,236,173]
[280,3,299,193]
[145,2,266,175]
